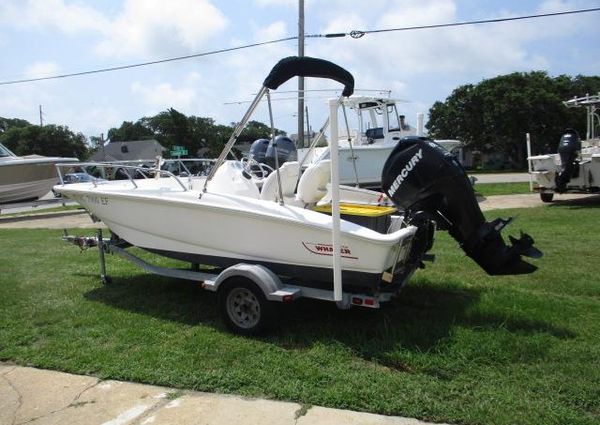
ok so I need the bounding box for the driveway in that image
[470,172,531,183]
[0,210,104,229]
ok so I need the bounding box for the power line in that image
[0,7,598,87]
[310,7,600,39]
[0,36,296,86]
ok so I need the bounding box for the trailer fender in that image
[204,263,298,301]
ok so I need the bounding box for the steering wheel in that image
[240,157,274,181]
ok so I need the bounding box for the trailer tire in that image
[218,277,276,335]
[540,192,554,203]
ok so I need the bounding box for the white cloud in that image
[309,0,572,80]
[253,0,297,7]
[131,81,196,111]
[1,0,229,58]
[58,106,123,138]
[1,0,598,139]
[24,61,61,79]
[95,0,229,58]
[255,21,288,40]
[0,0,108,34]
[0,86,48,123]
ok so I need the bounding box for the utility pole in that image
[297,0,305,148]
[101,133,106,161]
[39,105,43,126]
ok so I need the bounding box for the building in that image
[90,139,165,162]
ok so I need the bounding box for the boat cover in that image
[263,56,354,97]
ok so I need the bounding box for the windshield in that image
[0,143,17,158]
[387,104,401,131]
[358,107,382,133]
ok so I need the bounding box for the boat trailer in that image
[62,228,404,335]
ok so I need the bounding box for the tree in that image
[0,117,30,133]
[427,72,600,168]
[141,108,215,155]
[107,121,154,142]
[106,109,287,158]
[239,120,285,143]
[0,124,88,159]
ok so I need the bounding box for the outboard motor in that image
[381,136,542,275]
[555,129,581,192]
[265,135,297,169]
[249,138,270,164]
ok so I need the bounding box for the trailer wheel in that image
[218,278,275,335]
[540,192,554,203]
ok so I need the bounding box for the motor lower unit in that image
[381,136,542,275]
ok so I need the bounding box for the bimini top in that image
[262,56,355,97]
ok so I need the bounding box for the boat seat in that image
[297,160,331,204]
[365,127,384,142]
[208,160,260,198]
[260,161,300,202]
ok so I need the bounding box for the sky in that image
[0,0,598,141]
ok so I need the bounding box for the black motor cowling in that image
[555,128,581,192]
[381,136,542,275]
[265,135,297,169]
[249,136,298,170]
[249,139,270,163]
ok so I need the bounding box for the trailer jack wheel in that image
[540,192,554,203]
[218,278,276,335]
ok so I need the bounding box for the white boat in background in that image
[528,94,600,202]
[297,97,462,188]
[0,143,78,203]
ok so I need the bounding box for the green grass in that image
[1,201,599,425]
[475,182,533,196]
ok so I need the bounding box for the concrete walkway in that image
[0,363,443,425]
[477,192,596,211]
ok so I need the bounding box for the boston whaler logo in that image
[388,148,423,197]
[302,242,358,259]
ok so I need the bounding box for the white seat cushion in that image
[297,160,331,204]
[260,161,300,202]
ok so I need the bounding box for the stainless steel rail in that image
[54,162,189,191]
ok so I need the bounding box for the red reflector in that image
[282,295,294,303]
[364,298,375,306]
[352,297,363,305]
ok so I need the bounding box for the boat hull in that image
[301,140,462,189]
[57,179,416,289]
[529,152,600,192]
[0,158,78,203]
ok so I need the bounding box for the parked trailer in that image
[62,229,403,335]
[528,94,600,202]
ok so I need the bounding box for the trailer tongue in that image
[382,136,542,275]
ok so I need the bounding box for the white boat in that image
[297,96,462,188]
[55,56,541,333]
[55,57,432,294]
[0,143,78,203]
[528,93,600,202]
